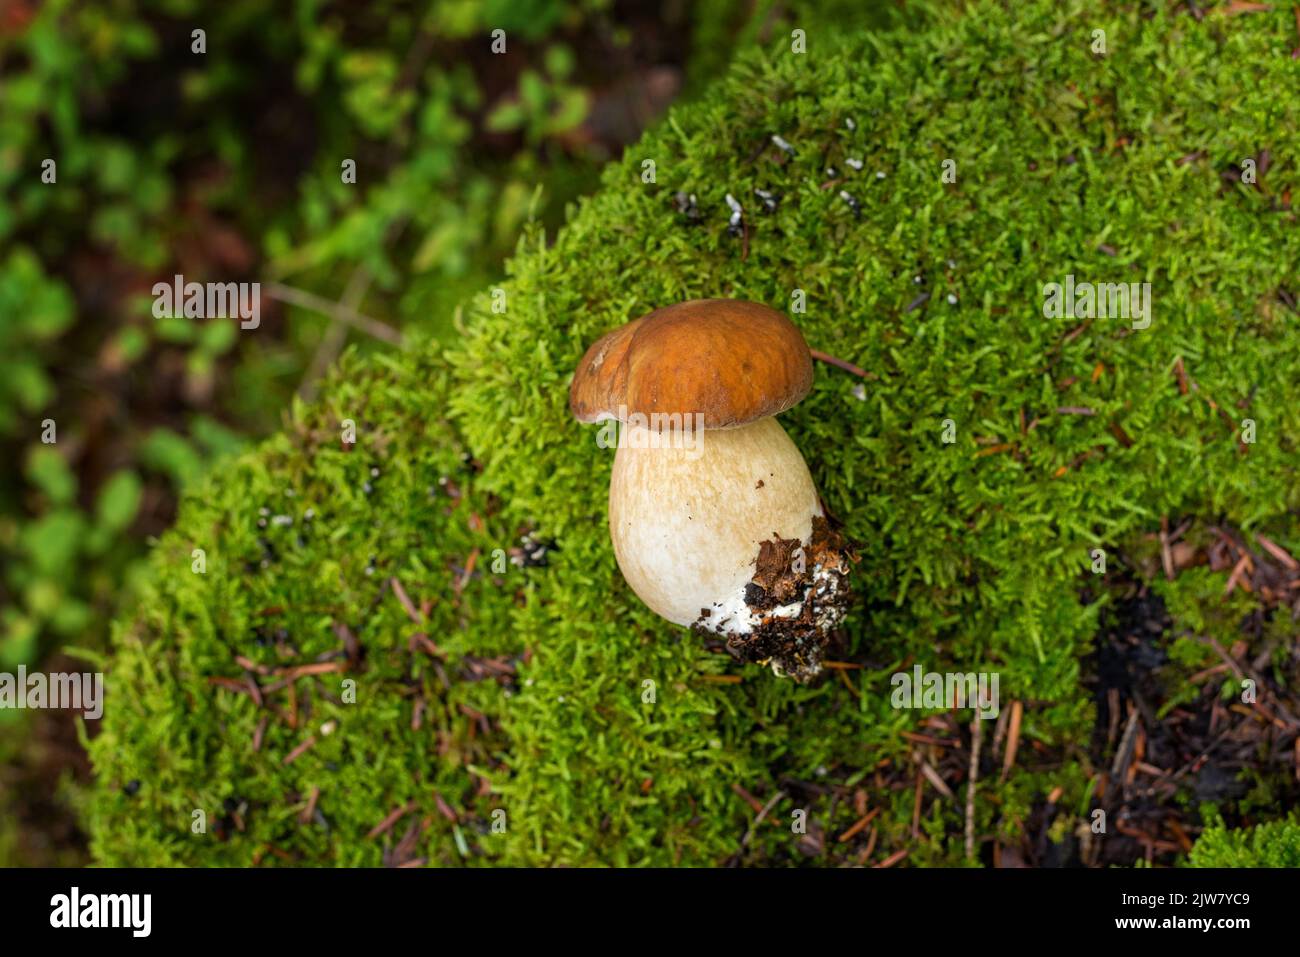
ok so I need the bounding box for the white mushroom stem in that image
[608,416,823,633]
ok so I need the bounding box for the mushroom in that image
[570,299,856,681]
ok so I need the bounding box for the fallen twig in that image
[366,801,417,840]
[1000,701,1023,782]
[810,348,873,379]
[966,718,983,860]
[264,281,403,345]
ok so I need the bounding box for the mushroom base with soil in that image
[608,417,856,681]
[700,514,855,682]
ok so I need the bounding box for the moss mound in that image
[1189,810,1300,868]
[86,0,1300,866]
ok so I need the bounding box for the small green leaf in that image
[25,445,77,504]
[485,100,525,133]
[96,469,143,533]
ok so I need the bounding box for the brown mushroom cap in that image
[569,299,813,429]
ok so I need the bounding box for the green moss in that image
[1188,809,1300,868]
[86,0,1300,866]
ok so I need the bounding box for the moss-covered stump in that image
[86,0,1300,866]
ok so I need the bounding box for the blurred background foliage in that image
[0,0,912,865]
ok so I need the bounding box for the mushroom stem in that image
[608,417,853,680]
